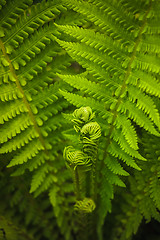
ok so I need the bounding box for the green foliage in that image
[55,0,160,237]
[0,0,160,240]
[0,0,76,239]
[0,215,33,240]
[107,127,160,240]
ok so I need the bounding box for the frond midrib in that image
[0,38,48,154]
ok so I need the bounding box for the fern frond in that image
[57,0,160,164]
[2,0,66,51]
[0,113,32,143]
[60,90,112,120]
[138,34,160,54]
[149,174,160,210]
[0,126,38,153]
[115,114,138,150]
[112,128,145,161]
[56,9,87,26]
[11,152,47,176]
[127,85,160,128]
[0,0,71,170]
[98,178,113,239]
[7,139,44,167]
[58,73,115,103]
[0,2,78,239]
[0,99,28,124]
[119,101,160,136]
[56,0,160,235]
[61,0,136,45]
[140,129,160,213]
[112,129,160,240]
[104,155,129,177]
[127,70,160,97]
[30,164,54,193]
[30,85,58,111]
[55,24,128,58]
[108,141,141,170]
[0,0,32,31]
[10,24,57,69]
[56,38,125,83]
[0,82,23,101]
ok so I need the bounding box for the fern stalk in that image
[72,167,82,200]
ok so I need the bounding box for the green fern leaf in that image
[127,70,160,97]
[30,164,56,194]
[60,89,112,120]
[0,126,38,153]
[112,128,145,161]
[58,73,115,103]
[49,185,60,207]
[119,100,160,136]
[108,141,141,170]
[104,155,129,176]
[115,114,138,150]
[7,139,44,167]
[0,83,23,101]
[127,85,160,129]
[0,0,33,32]
[0,99,28,124]
[0,113,32,143]
[149,174,160,210]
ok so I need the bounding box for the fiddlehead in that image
[63,146,92,170]
[72,106,95,132]
[74,198,96,240]
[63,146,92,200]
[81,121,101,158]
[74,198,96,213]
[63,106,101,201]
[63,106,101,239]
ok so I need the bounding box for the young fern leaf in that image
[74,198,96,213]
[63,107,101,239]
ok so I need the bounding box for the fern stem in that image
[74,168,81,200]
[86,171,92,197]
[0,39,48,155]
[92,153,98,202]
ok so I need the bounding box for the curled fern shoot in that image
[81,121,101,158]
[74,198,96,213]
[63,146,92,170]
[72,106,95,132]
[63,106,101,204]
